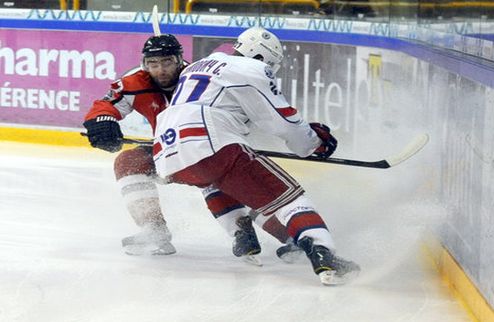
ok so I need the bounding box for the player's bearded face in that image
[144,55,181,88]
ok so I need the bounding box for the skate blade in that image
[319,270,360,286]
[124,244,146,256]
[151,244,177,256]
[123,243,176,256]
[241,255,263,266]
[278,249,304,264]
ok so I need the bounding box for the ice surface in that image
[0,142,470,322]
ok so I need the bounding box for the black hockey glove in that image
[83,115,123,153]
[310,122,338,159]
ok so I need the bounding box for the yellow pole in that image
[73,0,80,10]
[59,0,67,10]
[186,0,194,14]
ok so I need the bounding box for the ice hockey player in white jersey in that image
[153,27,360,285]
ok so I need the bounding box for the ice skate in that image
[122,222,176,256]
[298,236,360,285]
[233,216,262,266]
[276,238,304,264]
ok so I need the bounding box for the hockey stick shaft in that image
[151,5,161,36]
[80,133,152,146]
[260,134,429,168]
[255,150,391,168]
[80,132,428,169]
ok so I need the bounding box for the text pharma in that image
[0,43,116,80]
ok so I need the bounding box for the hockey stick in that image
[80,132,153,146]
[256,133,429,168]
[151,5,161,36]
[80,133,429,169]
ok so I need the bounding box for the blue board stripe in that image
[2,18,494,87]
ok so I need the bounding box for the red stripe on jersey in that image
[286,212,327,238]
[276,107,297,117]
[206,193,242,215]
[152,142,162,156]
[179,127,207,139]
[84,100,123,121]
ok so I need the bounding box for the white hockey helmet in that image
[233,27,284,73]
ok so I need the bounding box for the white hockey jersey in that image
[153,52,320,177]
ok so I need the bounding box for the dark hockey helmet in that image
[142,34,183,61]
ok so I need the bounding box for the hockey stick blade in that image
[151,5,161,36]
[385,133,429,167]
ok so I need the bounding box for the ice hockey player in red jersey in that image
[153,27,360,285]
[83,34,182,256]
[83,33,301,262]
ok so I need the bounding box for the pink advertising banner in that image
[0,29,193,128]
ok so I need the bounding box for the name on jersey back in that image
[183,59,226,76]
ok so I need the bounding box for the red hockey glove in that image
[310,122,338,159]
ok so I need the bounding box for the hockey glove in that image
[310,122,338,159]
[83,115,123,153]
